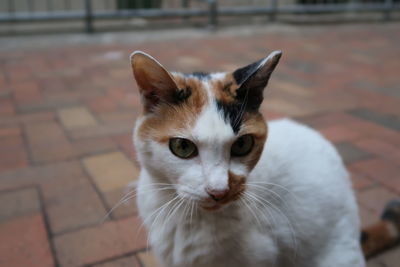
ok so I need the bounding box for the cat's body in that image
[130,51,365,267]
[136,119,364,267]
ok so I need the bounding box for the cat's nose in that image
[206,188,229,201]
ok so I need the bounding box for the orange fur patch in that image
[239,113,268,170]
[362,221,398,258]
[137,73,208,143]
[210,73,240,104]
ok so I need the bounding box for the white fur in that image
[134,114,365,267]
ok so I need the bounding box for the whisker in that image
[101,186,175,223]
[245,190,298,261]
[240,194,262,229]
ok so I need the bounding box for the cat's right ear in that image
[130,51,179,112]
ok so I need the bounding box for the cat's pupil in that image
[237,138,244,148]
[180,140,188,150]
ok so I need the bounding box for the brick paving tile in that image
[58,106,98,129]
[82,151,139,193]
[0,160,82,191]
[0,214,54,267]
[366,258,385,267]
[318,125,361,143]
[97,111,137,124]
[25,121,75,163]
[12,80,42,105]
[0,161,106,233]
[0,134,28,172]
[349,169,375,191]
[54,216,147,267]
[0,98,15,115]
[92,255,141,267]
[334,142,372,164]
[353,138,400,165]
[0,187,40,222]
[137,251,160,267]
[0,126,21,138]
[87,96,118,113]
[103,187,138,219]
[0,111,55,127]
[68,122,133,139]
[376,246,400,267]
[112,134,137,162]
[72,137,117,157]
[38,164,106,234]
[357,186,399,215]
[359,205,379,229]
[351,158,400,194]
[348,108,400,131]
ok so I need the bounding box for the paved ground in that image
[0,22,399,267]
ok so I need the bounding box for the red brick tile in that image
[113,134,136,162]
[0,111,55,127]
[346,120,400,147]
[25,121,75,163]
[7,66,34,83]
[0,126,21,138]
[359,205,378,228]
[376,246,400,267]
[72,137,117,157]
[318,125,361,143]
[353,138,400,165]
[88,97,118,113]
[0,99,15,115]
[351,158,400,193]
[103,187,138,219]
[0,135,28,173]
[0,187,40,222]
[68,123,133,139]
[54,216,147,267]
[296,112,360,128]
[357,186,398,214]
[347,167,375,191]
[0,214,54,267]
[93,255,141,267]
[12,80,42,105]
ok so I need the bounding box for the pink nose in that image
[206,188,229,201]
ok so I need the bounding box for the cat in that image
[129,50,399,267]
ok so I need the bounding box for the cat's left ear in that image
[130,51,179,112]
[232,50,282,111]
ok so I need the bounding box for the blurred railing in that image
[0,0,399,33]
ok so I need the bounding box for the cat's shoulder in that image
[264,118,342,165]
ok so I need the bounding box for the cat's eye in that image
[231,134,254,157]
[169,138,198,159]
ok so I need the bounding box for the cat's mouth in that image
[200,189,244,211]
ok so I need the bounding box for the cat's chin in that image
[200,202,223,211]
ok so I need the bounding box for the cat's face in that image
[131,51,281,211]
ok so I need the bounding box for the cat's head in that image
[131,51,281,211]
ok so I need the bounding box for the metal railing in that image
[0,0,399,33]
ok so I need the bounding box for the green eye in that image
[231,134,254,157]
[169,138,198,159]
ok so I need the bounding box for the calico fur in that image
[130,51,366,267]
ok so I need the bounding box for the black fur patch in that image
[361,230,369,243]
[172,87,192,104]
[216,101,245,134]
[232,59,262,85]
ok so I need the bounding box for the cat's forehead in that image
[171,72,241,141]
[136,72,242,143]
